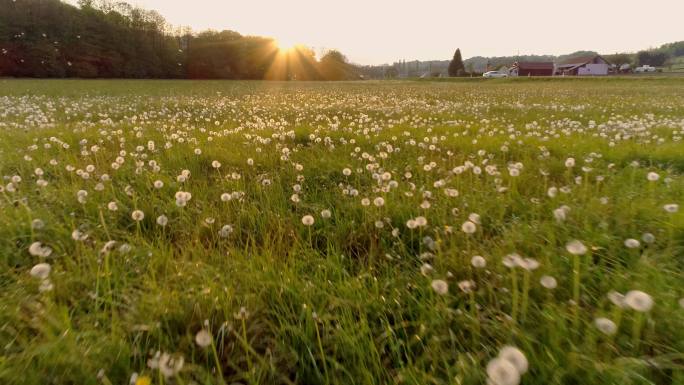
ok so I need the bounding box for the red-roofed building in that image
[509,62,555,76]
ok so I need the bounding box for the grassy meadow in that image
[1,78,683,385]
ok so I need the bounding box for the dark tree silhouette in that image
[0,0,357,80]
[448,48,465,77]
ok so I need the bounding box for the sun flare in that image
[274,37,299,52]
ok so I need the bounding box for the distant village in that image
[359,50,679,79]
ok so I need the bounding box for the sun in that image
[274,37,299,52]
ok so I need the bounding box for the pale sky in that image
[69,0,683,65]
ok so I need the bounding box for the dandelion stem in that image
[632,312,643,352]
[210,340,226,384]
[511,269,519,323]
[241,318,253,380]
[572,254,581,328]
[314,319,329,384]
[521,269,530,322]
[469,290,480,344]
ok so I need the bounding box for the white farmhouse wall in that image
[578,63,609,76]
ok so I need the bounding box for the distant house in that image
[510,62,554,76]
[555,55,610,76]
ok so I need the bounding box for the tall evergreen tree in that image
[448,48,465,77]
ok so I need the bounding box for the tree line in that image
[603,41,684,68]
[0,0,358,80]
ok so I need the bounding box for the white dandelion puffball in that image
[431,279,449,295]
[607,291,626,308]
[502,253,521,268]
[461,220,477,234]
[31,219,45,230]
[547,186,558,198]
[594,317,617,335]
[566,240,587,255]
[373,197,385,207]
[71,229,88,241]
[28,242,52,258]
[498,346,528,375]
[520,258,540,271]
[540,275,557,289]
[320,209,331,219]
[30,263,51,279]
[156,215,168,226]
[158,353,184,378]
[301,215,315,226]
[646,172,659,181]
[107,201,118,211]
[663,204,678,213]
[624,290,653,312]
[219,224,234,238]
[471,255,486,268]
[624,239,640,249]
[458,280,475,293]
[195,329,212,348]
[131,210,145,221]
[486,357,520,385]
[553,207,567,222]
[642,233,655,244]
[420,263,434,276]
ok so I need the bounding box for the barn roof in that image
[516,62,554,70]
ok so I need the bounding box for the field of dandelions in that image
[1,78,683,385]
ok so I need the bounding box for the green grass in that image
[0,78,683,385]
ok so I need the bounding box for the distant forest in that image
[0,0,359,80]
[1,0,682,80]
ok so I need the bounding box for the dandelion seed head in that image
[420,263,434,276]
[30,263,51,279]
[131,210,145,221]
[486,357,520,385]
[663,204,679,213]
[566,240,588,255]
[29,242,52,258]
[498,346,528,375]
[625,290,653,312]
[471,255,486,268]
[301,215,315,226]
[594,317,617,335]
[461,220,477,234]
[540,275,557,289]
[195,329,212,348]
[431,279,448,295]
[624,238,640,249]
